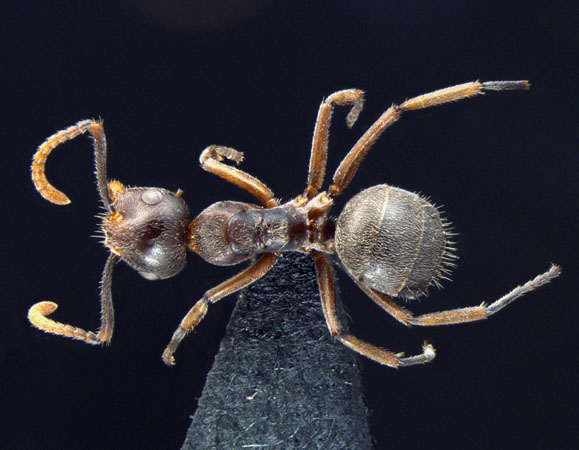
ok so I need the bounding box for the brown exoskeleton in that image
[29,80,560,367]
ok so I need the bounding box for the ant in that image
[29,80,560,367]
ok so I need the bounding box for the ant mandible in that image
[29,80,560,367]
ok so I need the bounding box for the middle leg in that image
[303,89,365,200]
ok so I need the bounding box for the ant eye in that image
[104,187,190,280]
[141,189,163,205]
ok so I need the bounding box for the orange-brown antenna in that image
[31,119,112,211]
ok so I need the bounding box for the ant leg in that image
[353,278,413,327]
[353,265,559,327]
[200,146,280,208]
[409,265,561,326]
[162,252,278,366]
[303,89,365,200]
[31,119,112,210]
[312,251,435,368]
[28,253,117,345]
[328,80,530,199]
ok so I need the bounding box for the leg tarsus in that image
[486,264,560,315]
[324,89,365,128]
[200,145,244,165]
[399,341,437,366]
[482,80,530,91]
[339,334,436,368]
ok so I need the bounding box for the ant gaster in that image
[29,80,560,367]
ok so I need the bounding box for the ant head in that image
[102,184,190,280]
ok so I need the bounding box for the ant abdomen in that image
[335,184,456,299]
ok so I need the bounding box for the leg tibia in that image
[162,298,209,366]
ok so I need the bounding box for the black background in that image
[3,2,577,449]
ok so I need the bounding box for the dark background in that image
[2,1,577,449]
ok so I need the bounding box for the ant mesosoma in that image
[29,80,560,367]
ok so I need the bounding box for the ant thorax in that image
[189,195,336,267]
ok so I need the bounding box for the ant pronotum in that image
[29,80,560,367]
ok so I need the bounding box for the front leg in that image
[199,146,279,208]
